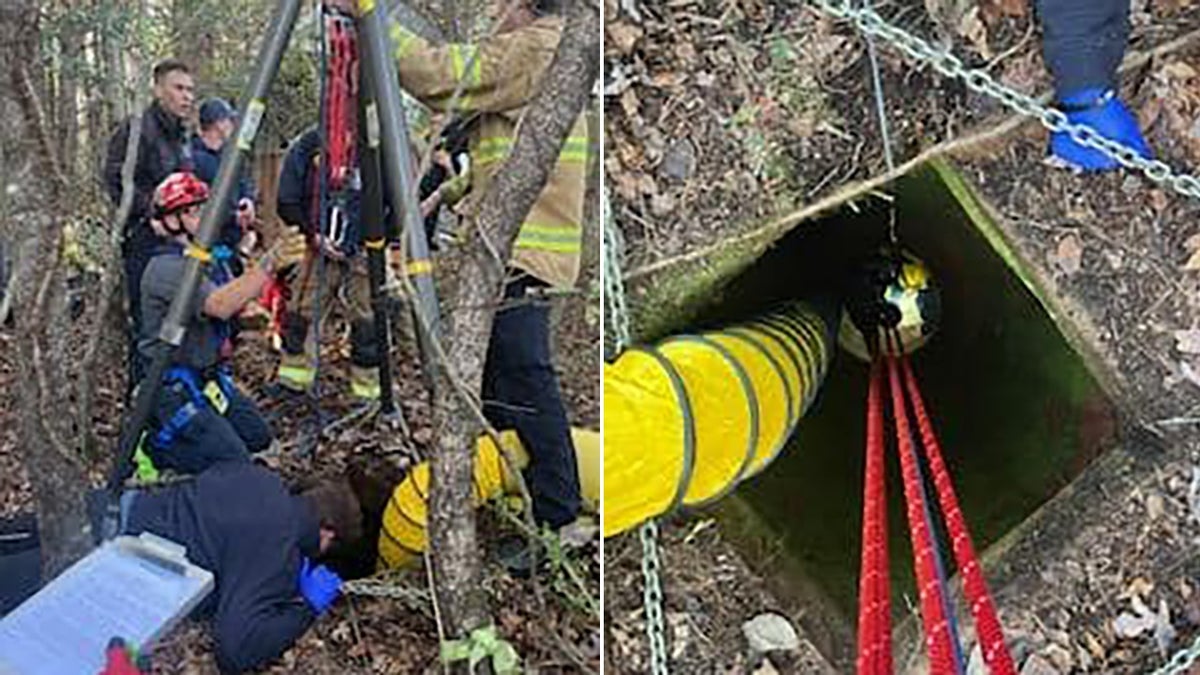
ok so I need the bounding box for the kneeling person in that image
[139,172,306,474]
[123,462,360,672]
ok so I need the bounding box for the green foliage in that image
[439,624,522,674]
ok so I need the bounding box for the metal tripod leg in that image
[104,0,306,534]
[357,0,443,396]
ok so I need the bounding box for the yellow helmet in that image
[838,249,940,362]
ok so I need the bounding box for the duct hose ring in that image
[630,345,697,517]
[660,334,761,508]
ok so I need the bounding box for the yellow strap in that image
[278,364,316,387]
[407,259,434,276]
[364,238,386,250]
[184,243,212,263]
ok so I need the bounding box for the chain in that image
[604,184,670,671]
[639,519,669,675]
[603,184,632,356]
[1149,631,1200,675]
[810,0,1200,201]
[342,576,433,616]
[815,1,1200,671]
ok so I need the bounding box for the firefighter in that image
[1039,0,1152,171]
[273,126,383,402]
[388,0,590,532]
[138,172,307,475]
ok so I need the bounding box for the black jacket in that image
[125,462,321,673]
[103,101,193,240]
[1037,0,1130,96]
[190,135,256,249]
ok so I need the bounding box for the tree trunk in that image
[426,0,600,643]
[56,11,80,179]
[2,0,92,578]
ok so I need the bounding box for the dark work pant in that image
[482,275,581,529]
[123,233,154,392]
[1036,0,1130,94]
[148,379,271,475]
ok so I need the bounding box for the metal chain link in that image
[603,184,632,356]
[603,184,670,672]
[342,577,432,615]
[639,519,669,675]
[811,0,1200,201]
[1149,630,1200,675]
[813,2,1200,671]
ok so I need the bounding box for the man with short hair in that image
[389,0,588,532]
[120,462,360,673]
[190,97,257,254]
[104,58,196,387]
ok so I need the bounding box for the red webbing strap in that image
[324,15,358,192]
[856,360,891,675]
[886,356,956,674]
[900,356,1016,675]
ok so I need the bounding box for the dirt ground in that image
[0,261,600,673]
[605,0,1200,672]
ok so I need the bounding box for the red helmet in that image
[153,172,209,217]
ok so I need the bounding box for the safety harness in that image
[856,338,1015,675]
[134,242,238,478]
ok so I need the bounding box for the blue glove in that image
[297,557,342,615]
[1049,87,1152,172]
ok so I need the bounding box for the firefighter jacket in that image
[390,16,590,289]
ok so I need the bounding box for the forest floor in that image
[605,0,1200,672]
[0,259,601,674]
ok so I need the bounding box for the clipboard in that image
[0,532,214,675]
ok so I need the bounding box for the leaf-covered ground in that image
[605,0,1200,672]
[0,263,601,673]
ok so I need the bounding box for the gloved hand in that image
[1049,87,1152,172]
[98,637,149,675]
[298,557,343,615]
[261,226,309,273]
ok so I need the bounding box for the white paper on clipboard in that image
[0,532,213,675]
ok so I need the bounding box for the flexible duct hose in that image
[602,301,834,537]
[378,428,600,568]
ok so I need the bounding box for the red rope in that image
[900,356,1016,675]
[886,356,956,674]
[856,360,891,675]
[324,15,358,192]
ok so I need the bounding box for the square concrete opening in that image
[683,163,1119,666]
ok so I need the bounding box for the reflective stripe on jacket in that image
[391,16,588,288]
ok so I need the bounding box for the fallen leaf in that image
[1175,329,1200,354]
[957,6,992,59]
[1185,247,1200,271]
[1189,466,1200,525]
[980,0,1026,22]
[1147,492,1165,520]
[619,88,640,119]
[606,22,643,56]
[1114,611,1154,639]
[1155,599,1177,656]
[1053,234,1083,275]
